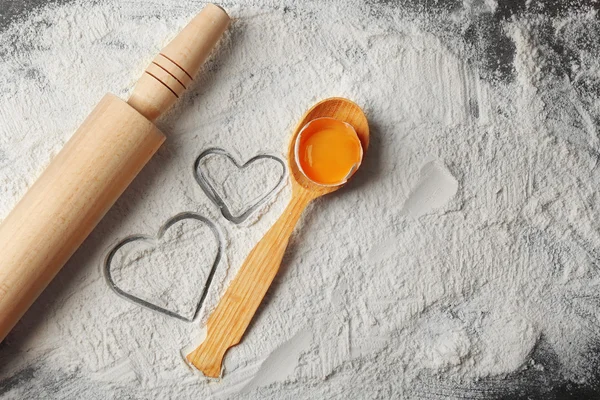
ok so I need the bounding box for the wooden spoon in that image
[186,98,369,378]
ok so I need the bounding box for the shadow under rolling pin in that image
[0,4,230,342]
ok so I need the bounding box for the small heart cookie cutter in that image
[103,212,223,322]
[193,148,286,224]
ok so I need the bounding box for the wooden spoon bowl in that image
[186,98,369,378]
[289,98,370,196]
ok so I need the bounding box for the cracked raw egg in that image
[295,117,363,186]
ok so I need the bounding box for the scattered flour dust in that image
[1,0,600,398]
[401,160,459,218]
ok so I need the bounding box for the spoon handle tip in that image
[187,189,313,378]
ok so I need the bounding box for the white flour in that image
[1,0,600,398]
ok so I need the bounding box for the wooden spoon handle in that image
[186,187,314,378]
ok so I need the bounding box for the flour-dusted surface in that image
[1,0,600,398]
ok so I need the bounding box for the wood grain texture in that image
[187,98,369,378]
[0,95,165,341]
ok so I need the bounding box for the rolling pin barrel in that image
[0,4,230,342]
[0,96,165,340]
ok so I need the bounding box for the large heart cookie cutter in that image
[194,148,286,224]
[103,212,223,322]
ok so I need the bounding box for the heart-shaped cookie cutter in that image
[193,148,286,224]
[103,212,223,322]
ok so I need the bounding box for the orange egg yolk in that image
[296,118,362,185]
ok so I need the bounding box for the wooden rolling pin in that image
[0,4,230,342]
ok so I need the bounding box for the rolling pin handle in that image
[128,4,230,121]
